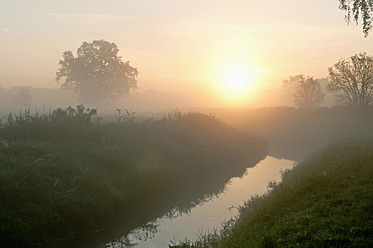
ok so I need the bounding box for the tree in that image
[338,0,373,36]
[56,40,138,104]
[282,75,324,108]
[328,52,373,107]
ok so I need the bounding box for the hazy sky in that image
[1,0,372,98]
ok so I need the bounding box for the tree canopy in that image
[282,75,324,108]
[328,53,373,106]
[56,40,138,104]
[339,0,373,36]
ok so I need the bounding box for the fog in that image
[1,1,373,247]
[0,77,334,114]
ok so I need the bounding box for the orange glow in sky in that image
[1,0,372,107]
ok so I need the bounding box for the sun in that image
[208,63,264,106]
[224,68,249,92]
[219,67,257,100]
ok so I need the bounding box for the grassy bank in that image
[178,140,373,247]
[0,106,267,247]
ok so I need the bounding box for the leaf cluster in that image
[339,0,373,36]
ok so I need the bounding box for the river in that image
[104,156,295,248]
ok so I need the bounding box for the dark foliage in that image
[339,0,373,36]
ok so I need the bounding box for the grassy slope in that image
[0,109,267,247]
[181,140,373,247]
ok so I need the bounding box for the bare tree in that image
[338,0,373,36]
[328,53,373,107]
[282,75,324,108]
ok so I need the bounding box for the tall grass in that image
[0,106,267,247]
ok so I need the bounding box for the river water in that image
[106,156,295,248]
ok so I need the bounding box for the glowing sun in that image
[224,68,249,92]
[220,67,256,100]
[209,64,263,105]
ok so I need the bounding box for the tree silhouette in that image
[56,40,138,104]
[339,0,373,36]
[328,53,373,107]
[282,75,324,108]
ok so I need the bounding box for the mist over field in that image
[0,78,334,115]
[1,1,373,247]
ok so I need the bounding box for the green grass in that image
[178,140,373,247]
[0,106,267,247]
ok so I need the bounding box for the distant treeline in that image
[0,106,267,247]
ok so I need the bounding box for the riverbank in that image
[0,106,267,247]
[179,140,373,247]
[108,156,294,247]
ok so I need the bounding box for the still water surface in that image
[107,156,295,248]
